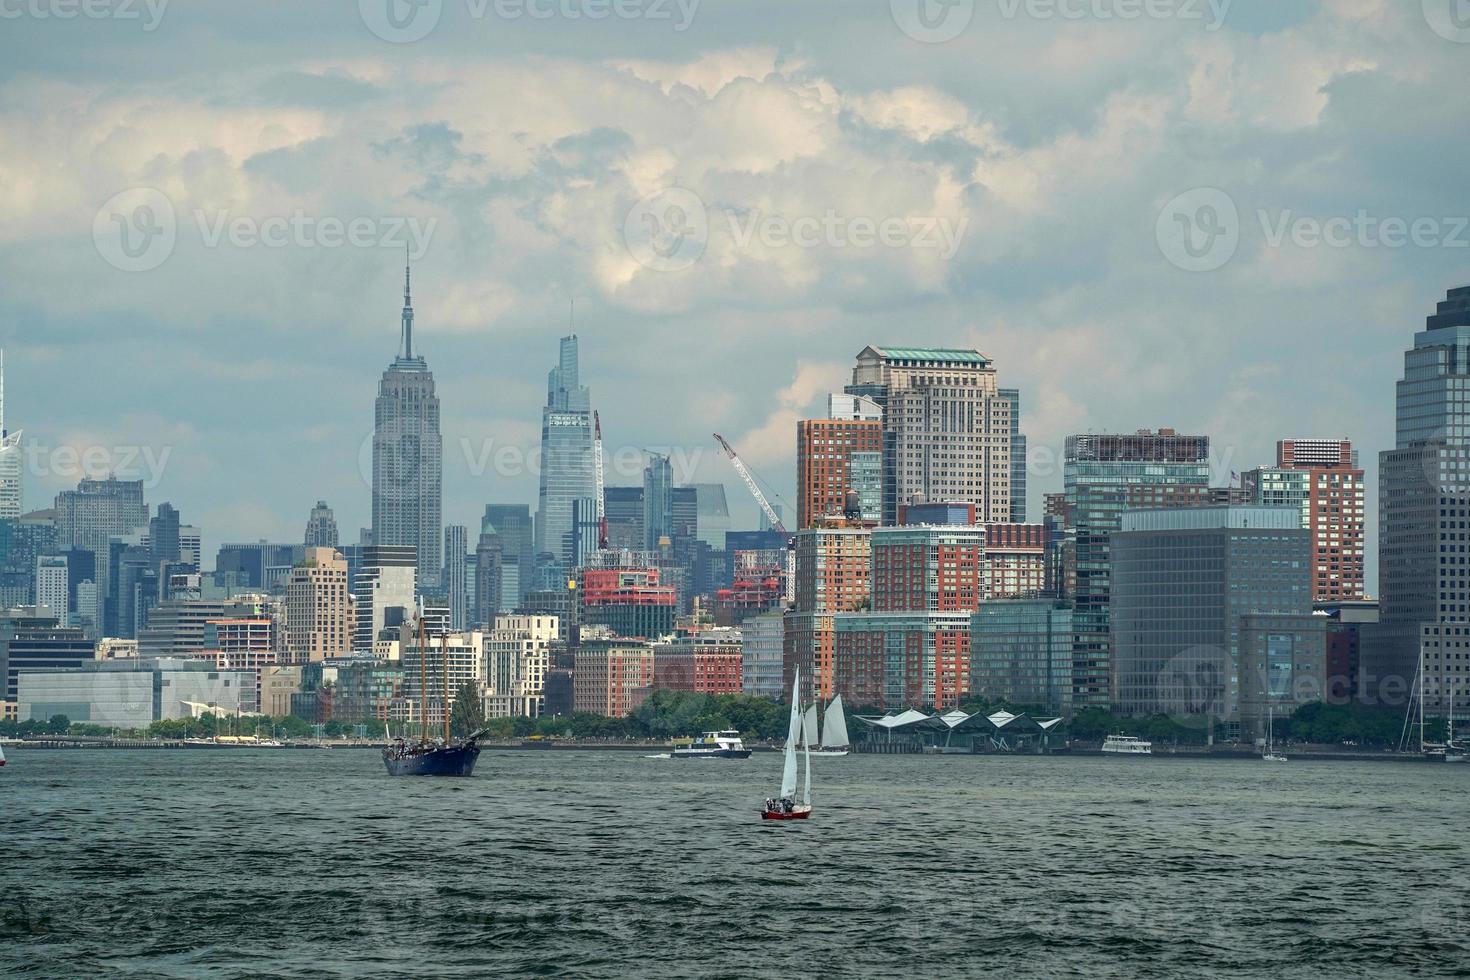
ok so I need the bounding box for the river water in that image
[1,749,1466,978]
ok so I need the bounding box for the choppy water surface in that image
[2,749,1467,978]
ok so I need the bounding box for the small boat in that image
[1262,705,1288,763]
[1101,734,1152,755]
[671,730,752,759]
[761,669,812,820]
[0,743,6,767]
[810,694,851,756]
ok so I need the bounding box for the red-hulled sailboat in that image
[761,669,812,820]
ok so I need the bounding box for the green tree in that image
[46,714,71,735]
[449,682,486,738]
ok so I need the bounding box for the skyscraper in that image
[305,501,339,549]
[0,351,22,519]
[534,336,596,571]
[999,387,1027,523]
[1064,429,1212,707]
[643,453,673,551]
[484,504,534,608]
[1379,285,1470,713]
[371,259,442,589]
[351,544,416,653]
[796,394,883,528]
[474,518,503,627]
[845,346,1016,525]
[1243,440,1365,603]
[286,547,354,663]
[444,524,469,630]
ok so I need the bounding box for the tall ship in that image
[672,730,752,759]
[383,620,485,777]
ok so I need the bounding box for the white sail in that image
[780,669,801,800]
[822,695,850,749]
[802,709,812,807]
[802,703,819,749]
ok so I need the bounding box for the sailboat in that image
[383,621,486,777]
[1262,705,1287,762]
[1446,677,1467,763]
[761,669,812,820]
[0,743,6,767]
[811,695,851,756]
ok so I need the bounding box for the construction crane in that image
[594,411,608,549]
[713,433,787,534]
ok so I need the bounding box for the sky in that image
[2,0,1468,584]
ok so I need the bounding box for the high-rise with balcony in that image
[371,260,442,589]
[535,335,596,572]
[1379,285,1470,716]
[1064,429,1212,707]
[1243,439,1365,603]
[845,346,1015,525]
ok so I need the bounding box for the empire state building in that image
[371,258,442,589]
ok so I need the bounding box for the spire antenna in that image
[400,247,415,359]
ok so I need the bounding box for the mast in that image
[418,618,428,745]
[802,705,813,807]
[442,631,451,744]
[1420,639,1426,752]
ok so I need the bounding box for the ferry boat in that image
[1101,734,1152,755]
[672,730,752,759]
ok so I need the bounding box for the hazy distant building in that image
[54,477,147,608]
[484,505,533,608]
[286,547,353,663]
[693,483,731,550]
[371,260,443,590]
[534,335,596,572]
[643,453,673,551]
[0,351,23,519]
[304,501,339,549]
[35,555,68,625]
[474,520,503,628]
[604,486,644,551]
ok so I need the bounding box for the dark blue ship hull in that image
[383,742,481,776]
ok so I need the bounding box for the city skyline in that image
[4,2,1468,576]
